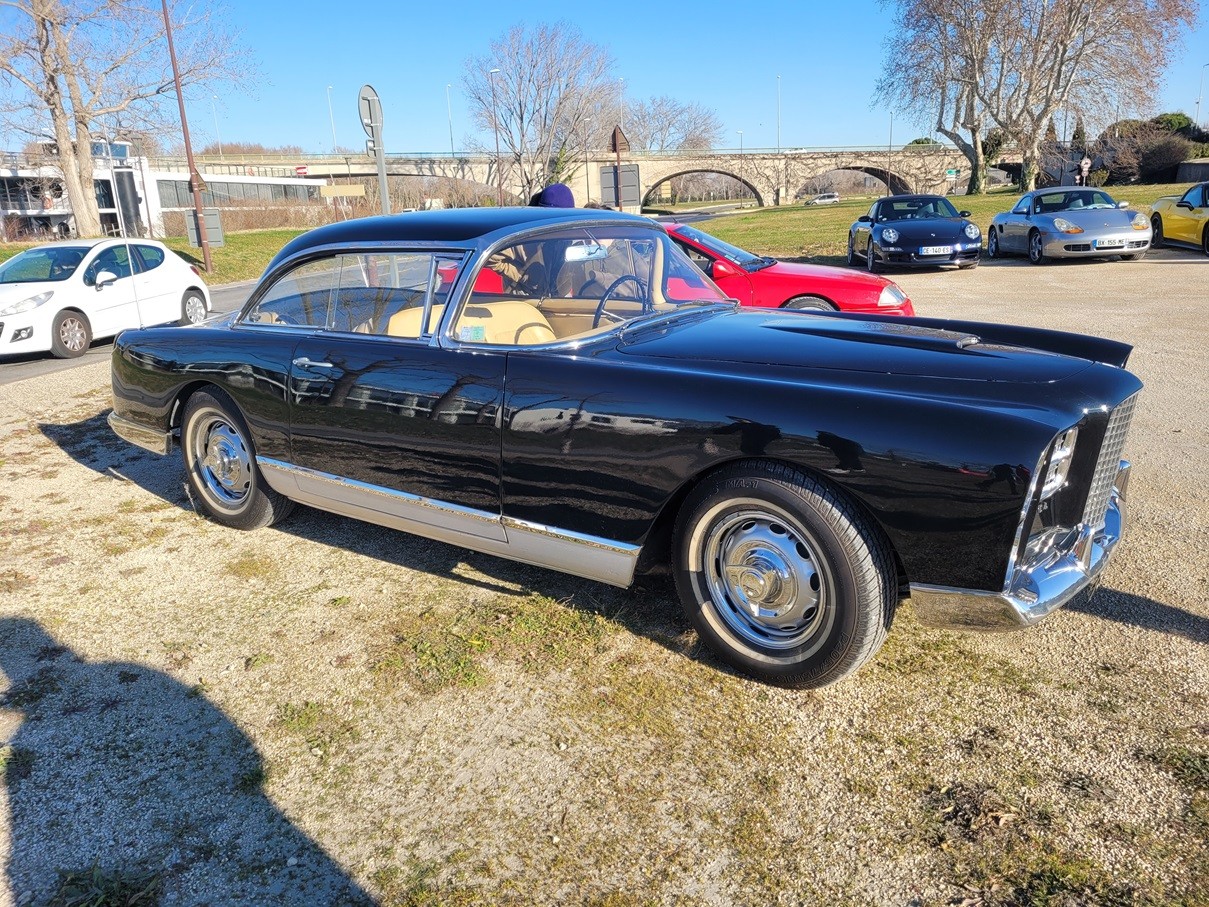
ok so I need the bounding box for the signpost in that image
[610,125,630,213]
[359,84,390,216]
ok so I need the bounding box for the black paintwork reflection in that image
[288,336,504,513]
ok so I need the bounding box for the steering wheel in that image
[592,275,650,328]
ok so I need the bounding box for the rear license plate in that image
[1093,239,1124,249]
[920,245,952,255]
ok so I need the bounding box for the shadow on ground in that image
[0,617,373,905]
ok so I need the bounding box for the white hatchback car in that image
[0,238,210,359]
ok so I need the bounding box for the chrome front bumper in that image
[910,461,1130,631]
[108,411,172,456]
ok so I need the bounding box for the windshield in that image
[0,246,89,284]
[1033,190,1119,213]
[672,224,768,270]
[877,196,960,220]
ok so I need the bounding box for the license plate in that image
[920,245,952,255]
[1093,239,1124,249]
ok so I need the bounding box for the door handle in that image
[292,357,334,369]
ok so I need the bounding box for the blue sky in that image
[199,0,1206,155]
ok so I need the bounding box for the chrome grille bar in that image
[1083,394,1137,530]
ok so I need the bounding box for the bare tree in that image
[463,23,612,202]
[0,0,248,236]
[626,97,723,152]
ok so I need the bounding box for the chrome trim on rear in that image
[256,457,640,587]
[107,411,171,456]
[911,461,1129,631]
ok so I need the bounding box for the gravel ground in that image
[0,250,1205,906]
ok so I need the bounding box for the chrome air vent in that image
[1083,394,1137,531]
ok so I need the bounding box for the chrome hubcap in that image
[60,318,86,351]
[703,509,825,649]
[195,417,251,507]
[184,294,206,324]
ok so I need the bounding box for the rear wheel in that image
[1150,215,1164,248]
[782,295,835,312]
[674,461,896,688]
[182,388,294,530]
[1027,230,1046,265]
[50,310,91,358]
[180,289,208,325]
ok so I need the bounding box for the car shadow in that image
[0,617,373,905]
[37,412,704,670]
[1066,586,1208,645]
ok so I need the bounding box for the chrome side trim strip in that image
[255,458,639,588]
[108,411,171,456]
[910,461,1129,632]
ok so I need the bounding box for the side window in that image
[134,245,166,273]
[671,236,712,271]
[244,257,341,328]
[83,246,132,286]
[242,252,462,336]
[1180,186,1202,207]
[1012,196,1030,215]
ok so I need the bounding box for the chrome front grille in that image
[1083,394,1137,530]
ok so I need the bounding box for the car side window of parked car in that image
[83,246,133,286]
[244,252,459,338]
[133,244,166,273]
[1180,185,1205,207]
[1012,197,1031,215]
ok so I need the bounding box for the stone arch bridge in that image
[185,145,969,210]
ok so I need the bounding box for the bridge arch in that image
[642,167,766,208]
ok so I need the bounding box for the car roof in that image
[266,207,653,273]
[881,194,946,204]
[25,237,143,251]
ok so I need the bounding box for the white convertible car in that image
[0,238,210,358]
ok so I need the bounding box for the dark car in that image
[848,194,982,271]
[108,207,1140,689]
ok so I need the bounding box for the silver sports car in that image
[987,188,1151,264]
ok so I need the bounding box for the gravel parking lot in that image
[0,250,1205,906]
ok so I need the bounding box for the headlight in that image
[1052,218,1084,234]
[0,290,54,317]
[1040,427,1078,500]
[877,283,909,308]
[963,223,981,240]
[1131,213,1149,230]
[881,228,899,244]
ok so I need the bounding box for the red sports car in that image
[665,222,915,315]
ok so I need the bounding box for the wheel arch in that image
[635,455,909,599]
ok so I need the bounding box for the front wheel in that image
[1027,230,1047,265]
[50,310,91,358]
[846,234,857,267]
[674,462,896,688]
[1119,252,1146,262]
[180,289,208,325]
[865,239,879,273]
[182,388,294,530]
[1150,215,1164,248]
[781,295,834,312]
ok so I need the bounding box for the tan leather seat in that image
[386,301,556,345]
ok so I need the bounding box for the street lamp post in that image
[1197,63,1209,129]
[488,68,503,206]
[776,75,781,154]
[445,83,455,158]
[326,85,337,153]
[619,77,625,128]
[210,97,223,159]
[736,130,743,155]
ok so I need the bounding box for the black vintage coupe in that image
[848,194,982,271]
[109,208,1140,688]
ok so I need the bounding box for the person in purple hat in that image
[529,183,575,207]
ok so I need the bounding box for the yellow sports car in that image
[1149,182,1209,255]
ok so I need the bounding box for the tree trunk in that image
[1021,135,1042,191]
[939,126,987,196]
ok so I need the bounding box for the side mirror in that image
[857,215,872,223]
[958,210,972,217]
[711,259,741,280]
[1177,201,1194,210]
[1117,201,1130,208]
[94,270,118,288]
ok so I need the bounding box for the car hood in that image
[1036,208,1140,230]
[619,309,1096,383]
[877,217,971,241]
[758,259,890,290]
[0,280,56,302]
